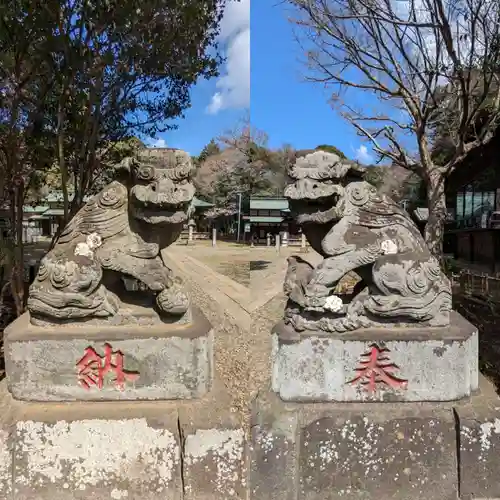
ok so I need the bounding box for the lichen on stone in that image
[15,418,179,491]
[184,428,245,495]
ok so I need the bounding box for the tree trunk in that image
[10,177,25,316]
[424,169,447,260]
[57,102,69,225]
[5,96,25,316]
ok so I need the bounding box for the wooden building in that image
[243,197,300,244]
[444,134,500,272]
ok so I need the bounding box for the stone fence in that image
[176,230,211,243]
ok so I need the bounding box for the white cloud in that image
[149,138,167,148]
[207,0,250,114]
[354,144,373,164]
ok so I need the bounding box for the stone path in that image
[163,246,251,330]
[165,244,322,320]
[162,243,322,425]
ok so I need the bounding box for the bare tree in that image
[288,0,500,257]
[217,113,278,196]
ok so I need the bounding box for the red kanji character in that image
[348,344,407,394]
[76,343,140,391]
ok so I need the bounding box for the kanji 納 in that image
[76,343,139,391]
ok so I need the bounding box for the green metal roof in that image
[250,198,289,210]
[44,208,65,216]
[24,205,49,213]
[244,216,284,223]
[44,192,91,203]
[193,197,214,208]
[27,214,50,220]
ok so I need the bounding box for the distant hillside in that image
[194,147,246,202]
[193,144,415,205]
[365,164,414,201]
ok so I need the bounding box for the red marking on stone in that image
[76,343,139,391]
[348,345,407,394]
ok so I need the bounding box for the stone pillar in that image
[301,233,307,253]
[212,228,217,247]
[275,234,280,254]
[282,231,288,247]
[267,233,271,247]
[187,219,195,245]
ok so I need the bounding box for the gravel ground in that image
[172,244,293,426]
[184,277,257,426]
[200,254,250,287]
[249,293,288,390]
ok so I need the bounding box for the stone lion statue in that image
[282,150,452,334]
[28,149,195,324]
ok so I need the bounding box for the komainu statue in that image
[282,150,452,335]
[28,149,195,324]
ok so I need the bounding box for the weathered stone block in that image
[0,386,13,500]
[456,376,500,500]
[249,390,459,499]
[250,392,299,500]
[2,380,183,500]
[272,311,477,402]
[179,383,248,500]
[5,308,213,401]
[299,406,457,500]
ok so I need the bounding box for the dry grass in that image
[204,254,250,287]
[187,249,250,287]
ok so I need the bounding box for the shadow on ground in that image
[250,261,272,271]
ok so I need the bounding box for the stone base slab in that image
[0,378,248,500]
[251,375,500,500]
[178,385,249,499]
[4,308,213,402]
[0,376,498,499]
[272,311,478,402]
[456,375,500,500]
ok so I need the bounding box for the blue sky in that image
[251,1,374,162]
[150,0,375,163]
[148,0,250,155]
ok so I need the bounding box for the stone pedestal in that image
[300,232,308,253]
[456,377,500,500]
[251,390,458,500]
[250,376,500,500]
[178,383,249,500]
[5,307,213,402]
[282,231,288,247]
[272,311,478,402]
[0,377,249,500]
